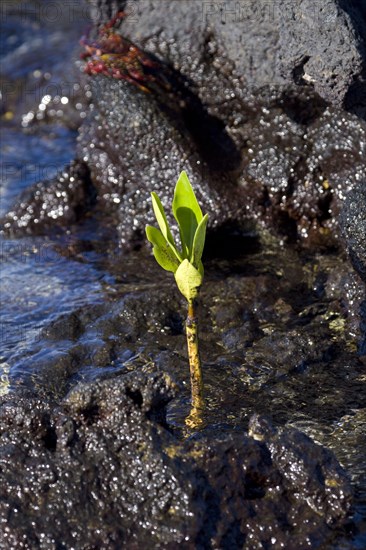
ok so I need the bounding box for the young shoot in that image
[146,171,208,410]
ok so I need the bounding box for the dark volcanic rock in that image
[340,183,366,356]
[239,107,366,244]
[340,185,366,283]
[6,91,366,249]
[77,75,245,247]
[115,0,366,116]
[0,372,352,549]
[2,160,96,236]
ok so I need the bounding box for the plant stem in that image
[186,300,204,409]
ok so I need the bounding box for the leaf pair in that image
[146,171,208,302]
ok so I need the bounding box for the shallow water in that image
[1,2,365,548]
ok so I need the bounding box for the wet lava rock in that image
[0,372,352,549]
[2,160,96,236]
[340,185,366,283]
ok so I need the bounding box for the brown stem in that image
[186,300,204,410]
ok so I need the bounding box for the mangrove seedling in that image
[146,171,208,410]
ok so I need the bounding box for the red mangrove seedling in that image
[146,171,208,411]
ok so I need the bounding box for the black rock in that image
[77,75,245,247]
[115,0,366,116]
[340,185,366,283]
[2,160,96,236]
[0,372,352,549]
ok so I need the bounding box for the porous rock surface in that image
[340,185,366,283]
[0,372,352,549]
[3,160,96,236]
[93,0,366,115]
[77,75,244,247]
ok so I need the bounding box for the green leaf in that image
[146,225,180,273]
[150,194,173,241]
[191,213,208,268]
[151,192,182,261]
[172,172,203,258]
[174,259,203,302]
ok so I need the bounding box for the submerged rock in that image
[0,372,352,549]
